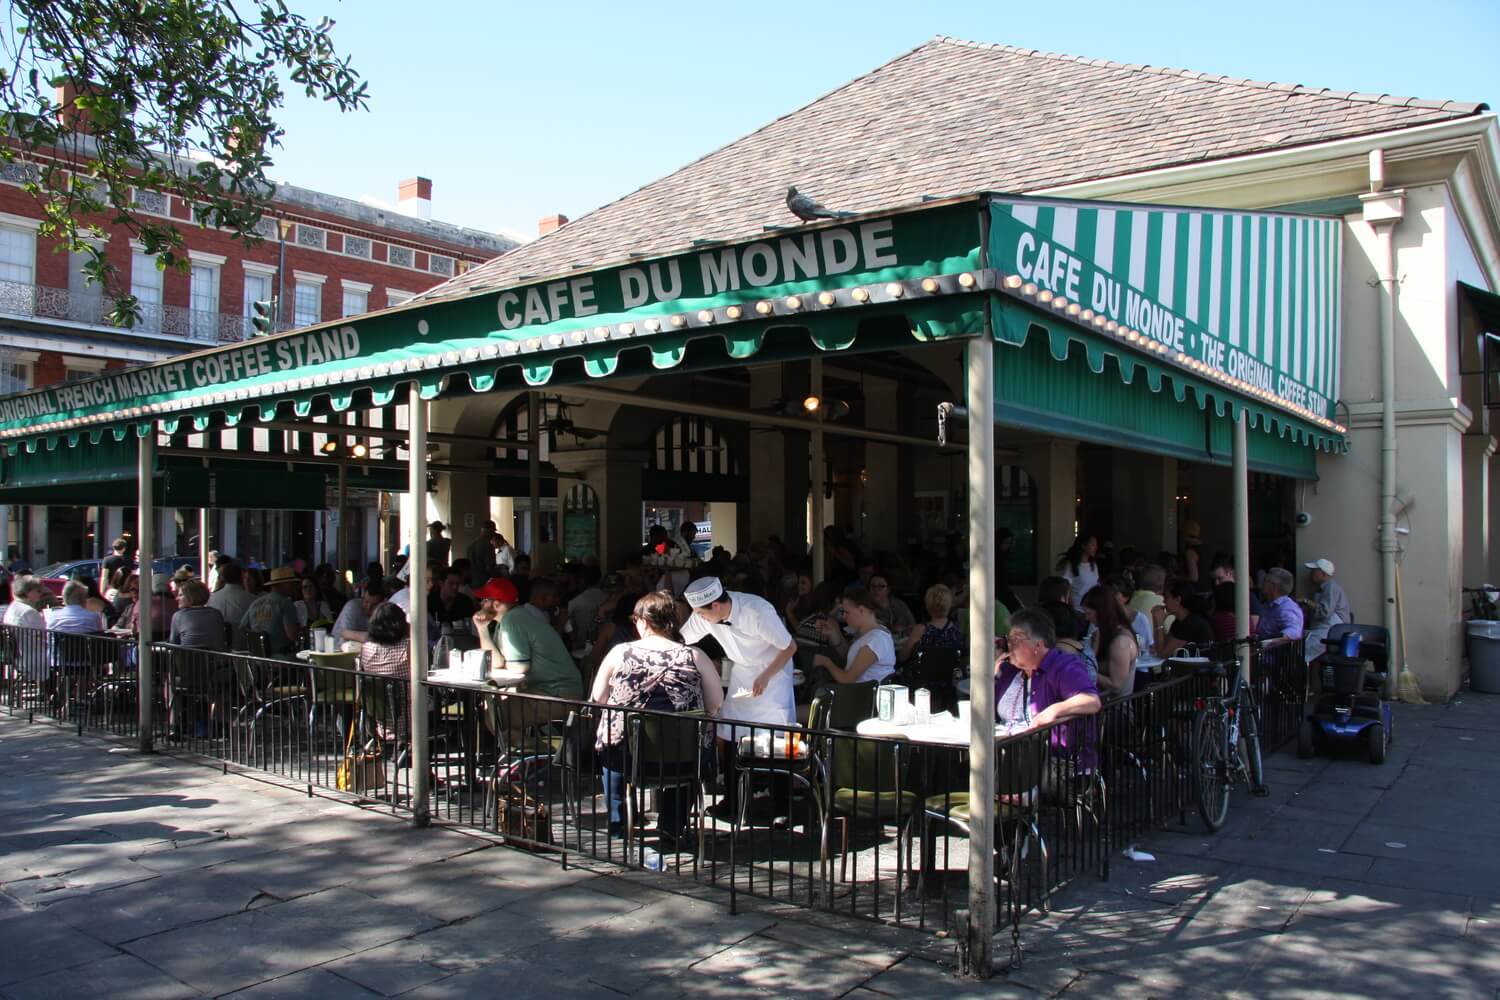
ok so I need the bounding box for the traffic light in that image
[251,298,275,335]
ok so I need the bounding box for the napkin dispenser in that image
[876,684,909,722]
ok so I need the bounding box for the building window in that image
[244,272,273,333]
[294,280,321,327]
[385,288,414,306]
[131,251,163,306]
[0,225,36,285]
[429,254,454,276]
[342,286,369,318]
[252,217,278,240]
[189,263,220,339]
[343,235,371,259]
[296,225,326,250]
[387,245,414,268]
[0,361,29,393]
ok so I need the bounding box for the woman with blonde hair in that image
[899,584,962,661]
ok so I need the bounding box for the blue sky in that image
[267,0,1500,240]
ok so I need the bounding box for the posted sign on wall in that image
[989,198,1343,420]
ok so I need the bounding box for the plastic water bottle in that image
[642,847,665,871]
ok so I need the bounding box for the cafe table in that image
[423,668,527,793]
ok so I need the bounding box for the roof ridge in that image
[930,35,1487,114]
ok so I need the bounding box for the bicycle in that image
[1190,651,1267,832]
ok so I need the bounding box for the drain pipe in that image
[1360,150,1405,699]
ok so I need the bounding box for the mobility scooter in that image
[1298,624,1392,764]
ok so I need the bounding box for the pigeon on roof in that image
[786,186,851,221]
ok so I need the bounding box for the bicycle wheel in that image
[1239,708,1265,794]
[1191,708,1230,832]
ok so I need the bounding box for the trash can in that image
[1468,620,1500,694]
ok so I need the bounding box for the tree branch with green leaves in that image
[0,0,368,326]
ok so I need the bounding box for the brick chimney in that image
[55,79,101,134]
[397,177,433,220]
[538,214,569,236]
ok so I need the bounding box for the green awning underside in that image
[991,300,1340,477]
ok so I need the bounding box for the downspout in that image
[1360,150,1405,699]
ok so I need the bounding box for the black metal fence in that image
[0,624,1305,960]
[0,627,140,737]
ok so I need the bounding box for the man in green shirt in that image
[498,595,582,699]
[473,576,582,746]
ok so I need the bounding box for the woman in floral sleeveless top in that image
[590,591,723,846]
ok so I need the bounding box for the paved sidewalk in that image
[2,693,1498,998]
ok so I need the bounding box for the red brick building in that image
[0,137,516,569]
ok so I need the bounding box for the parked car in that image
[34,555,200,597]
[35,559,103,597]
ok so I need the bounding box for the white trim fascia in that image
[1445,130,1500,291]
[340,278,374,293]
[187,249,228,267]
[4,349,40,365]
[0,212,43,232]
[292,270,327,286]
[1035,114,1499,203]
[63,357,109,373]
[1346,397,1474,433]
[241,261,277,278]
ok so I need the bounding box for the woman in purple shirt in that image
[996,608,1103,769]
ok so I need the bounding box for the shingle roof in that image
[422,36,1486,302]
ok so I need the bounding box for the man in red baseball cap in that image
[472,575,582,741]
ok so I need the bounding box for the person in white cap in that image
[1302,558,1352,650]
[682,576,798,818]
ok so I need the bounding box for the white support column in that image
[137,428,156,753]
[1233,411,1252,683]
[528,391,541,554]
[198,509,209,581]
[336,461,348,578]
[964,336,997,977]
[408,387,431,827]
[810,358,826,586]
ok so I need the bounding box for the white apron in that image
[716,660,796,741]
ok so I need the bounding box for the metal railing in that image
[0,278,282,343]
[0,627,140,737]
[0,625,1307,963]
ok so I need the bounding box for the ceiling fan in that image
[539,396,607,448]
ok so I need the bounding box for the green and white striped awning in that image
[0,194,1346,467]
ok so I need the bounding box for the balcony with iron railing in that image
[0,278,291,344]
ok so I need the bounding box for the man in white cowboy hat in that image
[1302,557,1352,650]
[240,565,302,656]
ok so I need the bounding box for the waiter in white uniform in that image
[682,577,797,739]
[683,576,798,820]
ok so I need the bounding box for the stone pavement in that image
[1,692,1498,998]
